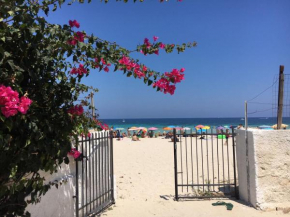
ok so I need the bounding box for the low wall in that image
[236,129,290,210]
[25,156,77,217]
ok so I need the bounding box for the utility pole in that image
[277,65,284,130]
[90,91,95,119]
[245,101,248,130]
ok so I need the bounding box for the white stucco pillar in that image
[236,129,290,210]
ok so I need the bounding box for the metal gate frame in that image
[75,131,115,217]
[173,128,238,200]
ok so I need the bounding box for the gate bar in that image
[232,128,238,199]
[173,129,179,201]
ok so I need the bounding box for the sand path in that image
[103,137,285,217]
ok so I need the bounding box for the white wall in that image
[26,157,76,217]
[236,129,290,210]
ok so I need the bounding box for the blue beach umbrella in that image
[167,125,176,128]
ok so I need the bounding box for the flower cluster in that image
[68,148,81,159]
[118,56,147,78]
[164,68,185,83]
[94,58,111,72]
[67,105,84,116]
[70,64,87,76]
[94,120,109,131]
[153,78,176,95]
[0,85,32,118]
[67,31,85,45]
[153,68,185,95]
[69,20,80,28]
[141,36,166,55]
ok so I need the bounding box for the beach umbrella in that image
[183,127,191,131]
[167,125,176,128]
[174,127,183,130]
[202,126,210,130]
[129,127,138,131]
[195,125,205,129]
[217,126,225,130]
[148,127,158,131]
[272,124,288,129]
[224,125,230,129]
[163,127,172,131]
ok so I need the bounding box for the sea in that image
[100,117,290,132]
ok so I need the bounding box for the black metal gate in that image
[75,131,115,217]
[173,128,238,200]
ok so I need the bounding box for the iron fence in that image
[173,128,238,200]
[75,131,114,217]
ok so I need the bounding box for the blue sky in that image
[46,0,290,118]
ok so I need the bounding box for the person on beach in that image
[141,131,146,138]
[122,132,126,137]
[132,133,140,141]
[237,124,244,129]
[127,128,131,137]
[171,135,179,142]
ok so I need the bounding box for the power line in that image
[247,78,278,102]
[248,108,273,115]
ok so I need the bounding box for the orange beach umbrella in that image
[163,127,172,131]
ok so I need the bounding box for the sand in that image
[102,137,285,217]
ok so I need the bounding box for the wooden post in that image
[245,101,248,130]
[90,91,95,119]
[277,65,284,130]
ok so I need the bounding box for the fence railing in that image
[75,131,114,217]
[173,128,238,200]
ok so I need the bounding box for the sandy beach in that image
[102,137,286,217]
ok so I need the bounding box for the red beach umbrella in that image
[148,127,158,130]
[195,125,205,129]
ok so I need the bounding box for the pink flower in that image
[68,148,81,159]
[18,96,33,114]
[68,20,80,28]
[104,66,109,72]
[180,68,185,72]
[68,105,84,116]
[69,20,80,28]
[159,43,165,49]
[154,50,159,55]
[70,64,87,76]
[164,68,185,83]
[0,85,32,118]
[67,39,77,46]
[143,38,151,48]
[143,66,148,72]
[153,36,159,41]
[75,31,84,42]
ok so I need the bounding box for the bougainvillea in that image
[0,85,32,118]
[0,0,196,216]
[68,148,82,159]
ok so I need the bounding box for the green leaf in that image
[52,4,57,11]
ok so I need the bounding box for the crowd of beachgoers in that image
[109,124,246,142]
